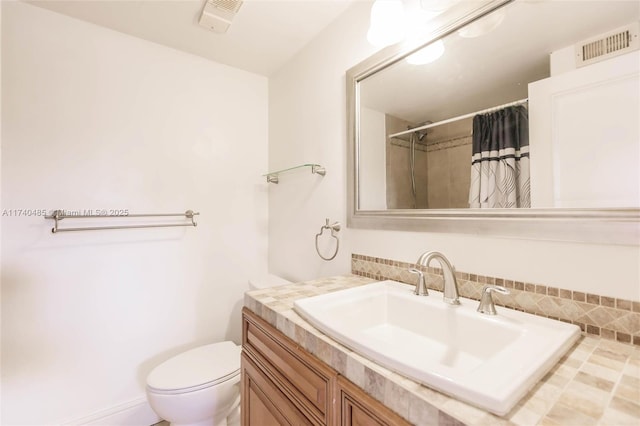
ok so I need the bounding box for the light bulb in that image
[406,39,445,65]
[404,0,441,40]
[367,0,406,48]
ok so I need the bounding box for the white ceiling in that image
[26,0,354,76]
[361,0,640,124]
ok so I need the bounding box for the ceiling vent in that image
[199,0,243,34]
[575,22,639,68]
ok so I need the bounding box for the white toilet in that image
[146,341,242,426]
[248,273,292,290]
[146,274,291,426]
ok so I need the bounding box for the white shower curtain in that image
[468,105,530,208]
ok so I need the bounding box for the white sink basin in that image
[293,280,580,416]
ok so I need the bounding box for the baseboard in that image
[62,396,162,426]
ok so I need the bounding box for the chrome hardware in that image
[477,285,510,315]
[311,164,326,176]
[45,210,199,233]
[416,251,460,305]
[315,218,340,261]
[264,163,325,183]
[408,268,428,296]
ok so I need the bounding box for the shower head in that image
[413,120,432,142]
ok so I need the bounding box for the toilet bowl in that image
[146,341,242,426]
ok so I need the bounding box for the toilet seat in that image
[148,369,240,395]
[147,341,241,395]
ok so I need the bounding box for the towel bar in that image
[45,210,199,233]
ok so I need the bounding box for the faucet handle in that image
[477,285,510,315]
[408,268,428,296]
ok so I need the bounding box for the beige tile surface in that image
[245,274,640,426]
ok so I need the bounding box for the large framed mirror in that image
[347,0,640,244]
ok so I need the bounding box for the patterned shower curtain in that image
[468,105,530,208]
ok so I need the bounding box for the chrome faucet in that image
[416,251,460,305]
[477,285,510,315]
[408,268,428,296]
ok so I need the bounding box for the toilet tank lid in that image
[249,274,292,289]
[147,341,241,392]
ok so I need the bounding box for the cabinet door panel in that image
[242,308,333,423]
[248,387,280,425]
[337,376,411,426]
[241,352,312,426]
[343,397,385,426]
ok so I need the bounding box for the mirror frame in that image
[346,0,639,245]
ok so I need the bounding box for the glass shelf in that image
[263,164,326,184]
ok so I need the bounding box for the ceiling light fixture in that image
[367,0,452,64]
[367,0,406,48]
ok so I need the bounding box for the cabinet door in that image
[241,352,312,426]
[337,376,411,426]
[528,50,639,208]
[247,386,280,426]
[242,308,334,424]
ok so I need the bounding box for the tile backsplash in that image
[351,254,640,346]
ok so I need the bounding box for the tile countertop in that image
[243,275,640,426]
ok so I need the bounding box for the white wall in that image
[267,1,376,282]
[0,3,3,423]
[1,2,268,425]
[268,1,640,300]
[359,107,386,210]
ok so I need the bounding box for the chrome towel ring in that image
[315,218,340,261]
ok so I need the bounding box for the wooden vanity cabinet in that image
[241,352,312,425]
[336,375,410,426]
[242,308,335,425]
[241,308,410,426]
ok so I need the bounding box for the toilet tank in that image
[248,274,292,290]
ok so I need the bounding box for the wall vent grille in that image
[576,23,639,67]
[199,0,243,34]
[207,0,243,15]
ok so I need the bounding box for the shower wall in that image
[426,117,473,209]
[385,114,428,209]
[385,115,472,209]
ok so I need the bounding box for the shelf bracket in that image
[311,165,326,176]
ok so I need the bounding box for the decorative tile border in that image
[425,135,472,153]
[352,254,640,346]
[390,135,471,153]
[390,138,429,152]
